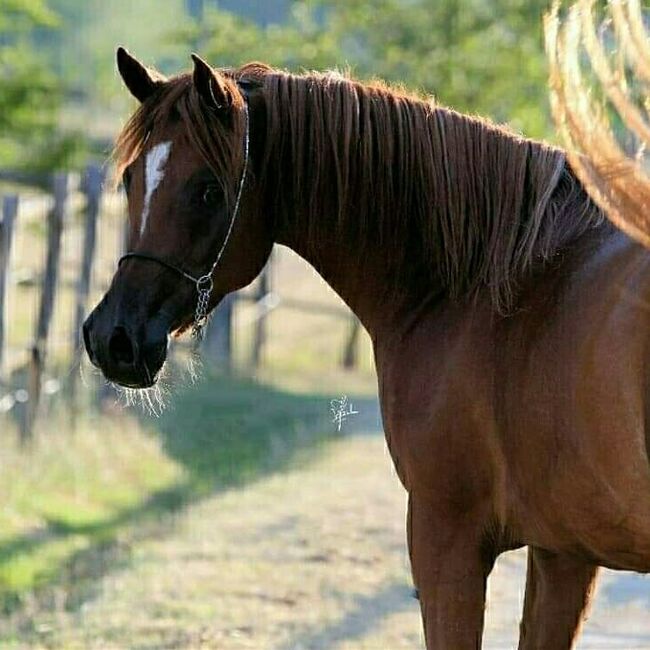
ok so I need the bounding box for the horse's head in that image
[83,48,272,388]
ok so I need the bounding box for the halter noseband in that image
[118,102,250,340]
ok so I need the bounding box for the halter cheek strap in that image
[118,102,250,340]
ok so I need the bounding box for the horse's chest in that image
[376,315,497,494]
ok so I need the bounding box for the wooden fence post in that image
[0,195,18,382]
[342,316,361,370]
[69,165,103,412]
[251,254,273,369]
[22,172,68,442]
[203,293,235,370]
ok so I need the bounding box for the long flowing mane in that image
[114,63,604,311]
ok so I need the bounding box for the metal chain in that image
[192,276,214,340]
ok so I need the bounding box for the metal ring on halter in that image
[196,274,214,293]
[117,100,251,341]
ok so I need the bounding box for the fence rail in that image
[0,195,17,381]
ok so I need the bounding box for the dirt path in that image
[11,433,650,649]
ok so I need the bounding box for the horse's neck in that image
[277,231,409,337]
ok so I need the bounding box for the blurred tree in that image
[0,0,199,169]
[181,0,553,139]
[0,0,88,171]
[1,0,55,168]
[42,0,191,109]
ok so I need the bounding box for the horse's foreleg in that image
[518,546,599,650]
[408,493,494,649]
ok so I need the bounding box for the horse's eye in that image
[202,185,221,208]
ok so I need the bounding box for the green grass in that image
[0,372,331,617]
[0,415,178,611]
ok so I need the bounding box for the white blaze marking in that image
[140,141,172,235]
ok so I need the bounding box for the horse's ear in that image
[191,53,231,112]
[116,46,164,103]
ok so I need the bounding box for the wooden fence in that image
[0,167,362,441]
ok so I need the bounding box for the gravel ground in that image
[8,432,650,649]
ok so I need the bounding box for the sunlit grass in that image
[0,410,181,607]
[0,372,331,617]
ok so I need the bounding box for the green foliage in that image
[45,0,187,105]
[183,0,553,139]
[0,0,58,31]
[0,0,84,169]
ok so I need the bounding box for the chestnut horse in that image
[83,48,650,649]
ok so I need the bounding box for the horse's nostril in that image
[108,326,135,366]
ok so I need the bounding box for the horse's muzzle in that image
[83,305,169,389]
